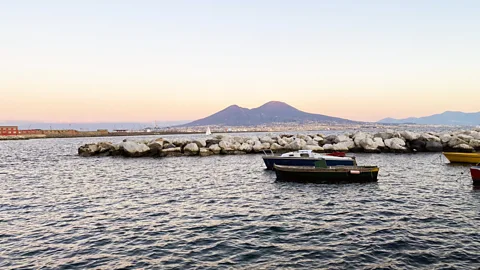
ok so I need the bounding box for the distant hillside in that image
[181,101,358,126]
[378,111,480,126]
[0,121,190,131]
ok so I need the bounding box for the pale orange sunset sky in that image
[1,1,479,123]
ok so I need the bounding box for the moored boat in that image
[274,164,379,184]
[471,166,480,186]
[262,150,356,170]
[443,152,480,164]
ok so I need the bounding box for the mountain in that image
[181,101,358,126]
[378,111,480,126]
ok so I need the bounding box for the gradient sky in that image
[1,0,479,123]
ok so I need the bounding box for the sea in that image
[1,132,480,269]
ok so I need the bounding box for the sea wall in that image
[0,134,47,141]
[78,129,480,158]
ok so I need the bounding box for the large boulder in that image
[304,145,324,152]
[214,134,229,140]
[160,147,183,157]
[409,139,426,152]
[323,144,334,151]
[333,142,349,152]
[220,140,238,154]
[471,131,480,140]
[345,139,355,149]
[206,139,221,148]
[151,138,165,144]
[239,143,253,152]
[246,137,259,145]
[324,135,337,144]
[401,131,419,141]
[457,134,473,143]
[448,137,468,148]
[353,132,368,143]
[384,138,406,151]
[209,144,221,154]
[469,139,480,149]
[120,141,150,157]
[233,142,242,150]
[261,142,271,150]
[277,138,288,146]
[252,141,262,152]
[283,137,294,144]
[374,130,395,140]
[183,143,199,156]
[219,140,234,151]
[357,136,374,150]
[260,136,274,144]
[313,136,324,143]
[296,134,309,140]
[373,137,385,149]
[454,143,473,151]
[199,148,213,157]
[425,141,443,152]
[286,139,306,150]
[363,140,381,153]
[172,138,189,148]
[233,137,247,144]
[419,133,440,142]
[334,134,350,143]
[147,141,163,155]
[440,134,452,144]
[193,139,207,148]
[270,143,284,151]
[306,139,319,146]
[163,143,176,149]
[355,134,383,152]
[78,143,99,157]
[97,142,116,154]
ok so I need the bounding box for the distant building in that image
[18,129,43,135]
[0,126,19,136]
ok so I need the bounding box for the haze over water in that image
[1,134,480,269]
[1,1,480,123]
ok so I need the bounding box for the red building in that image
[0,126,19,136]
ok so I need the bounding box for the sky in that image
[1,0,479,123]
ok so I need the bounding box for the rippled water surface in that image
[1,135,480,269]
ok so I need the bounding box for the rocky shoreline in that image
[78,129,480,158]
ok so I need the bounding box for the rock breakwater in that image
[78,129,480,157]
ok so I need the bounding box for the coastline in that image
[0,131,206,141]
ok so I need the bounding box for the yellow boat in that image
[443,152,480,164]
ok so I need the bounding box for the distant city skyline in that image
[1,0,479,123]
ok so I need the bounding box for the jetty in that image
[78,128,480,158]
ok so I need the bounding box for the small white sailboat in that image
[205,126,212,135]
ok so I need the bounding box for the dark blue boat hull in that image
[262,157,355,170]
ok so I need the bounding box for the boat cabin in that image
[281,150,316,158]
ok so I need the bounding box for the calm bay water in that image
[1,135,480,269]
